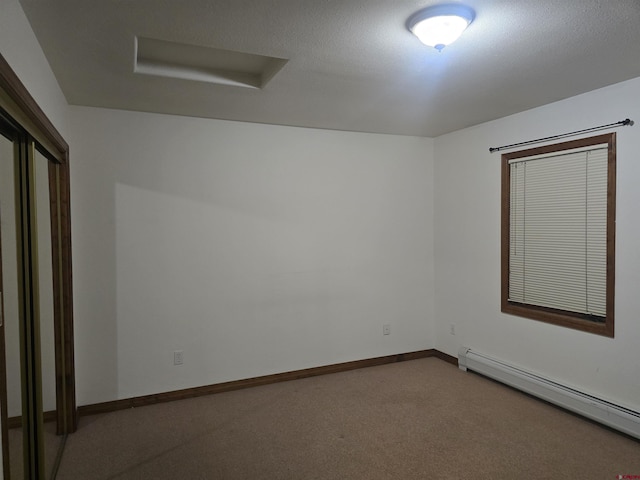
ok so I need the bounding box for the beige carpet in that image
[55,358,640,480]
[9,421,63,480]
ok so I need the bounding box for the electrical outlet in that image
[450,324,455,335]
[173,350,184,365]
[383,324,391,335]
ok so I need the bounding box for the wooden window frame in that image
[501,133,616,337]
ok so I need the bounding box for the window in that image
[501,133,615,337]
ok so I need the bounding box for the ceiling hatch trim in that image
[134,36,288,89]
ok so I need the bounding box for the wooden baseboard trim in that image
[78,349,457,417]
[433,350,459,366]
[7,410,57,429]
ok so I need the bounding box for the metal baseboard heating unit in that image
[458,347,640,439]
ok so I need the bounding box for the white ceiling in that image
[18,0,640,137]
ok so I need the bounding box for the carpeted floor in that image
[54,358,640,480]
[9,420,63,480]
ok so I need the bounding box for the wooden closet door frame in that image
[0,52,77,479]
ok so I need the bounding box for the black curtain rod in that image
[489,118,633,153]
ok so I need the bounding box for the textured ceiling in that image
[18,0,640,137]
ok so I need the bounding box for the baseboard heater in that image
[458,347,640,440]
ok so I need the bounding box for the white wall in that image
[434,77,640,411]
[5,0,639,420]
[0,0,70,138]
[2,0,435,409]
[69,107,436,404]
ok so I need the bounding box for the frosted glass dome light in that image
[407,4,475,51]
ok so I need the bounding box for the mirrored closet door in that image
[0,52,76,480]
[0,119,62,480]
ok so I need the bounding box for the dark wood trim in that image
[7,410,58,430]
[48,160,65,434]
[432,350,458,366]
[0,54,68,159]
[48,159,77,433]
[501,133,616,338]
[605,133,616,338]
[78,350,455,417]
[62,159,78,431]
[500,149,511,316]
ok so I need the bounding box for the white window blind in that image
[508,145,608,317]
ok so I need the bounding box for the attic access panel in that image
[134,36,288,89]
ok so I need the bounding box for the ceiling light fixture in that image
[407,4,475,52]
